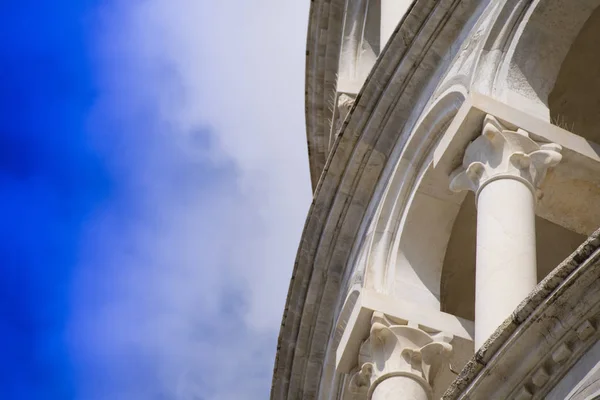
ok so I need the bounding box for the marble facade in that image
[272,1,600,399]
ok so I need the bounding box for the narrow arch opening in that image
[549,5,600,142]
[498,0,600,120]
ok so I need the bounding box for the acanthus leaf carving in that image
[449,115,562,199]
[348,312,453,399]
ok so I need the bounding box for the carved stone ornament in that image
[335,93,356,134]
[449,115,562,200]
[349,312,453,399]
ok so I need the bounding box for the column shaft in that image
[449,115,562,348]
[380,0,412,49]
[475,179,537,348]
[372,376,429,400]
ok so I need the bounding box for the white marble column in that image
[450,115,562,349]
[349,313,453,400]
[380,0,413,49]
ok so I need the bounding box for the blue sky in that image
[1,1,311,399]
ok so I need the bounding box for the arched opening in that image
[389,163,465,311]
[364,91,467,311]
[332,0,381,146]
[337,0,381,94]
[495,0,600,121]
[549,6,600,142]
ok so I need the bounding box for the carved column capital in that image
[349,313,453,399]
[449,115,562,199]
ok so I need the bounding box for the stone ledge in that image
[443,228,600,399]
[336,290,474,374]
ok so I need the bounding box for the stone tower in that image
[272,1,600,399]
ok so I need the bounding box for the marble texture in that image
[272,1,484,398]
[449,115,562,201]
[450,115,562,348]
[349,312,453,400]
[371,376,428,400]
[443,229,600,399]
[274,0,600,399]
[473,178,537,349]
[380,0,413,50]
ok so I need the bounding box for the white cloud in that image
[70,1,311,399]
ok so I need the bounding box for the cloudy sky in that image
[1,1,311,398]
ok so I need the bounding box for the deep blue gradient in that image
[0,1,107,397]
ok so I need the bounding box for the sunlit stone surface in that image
[272,1,600,399]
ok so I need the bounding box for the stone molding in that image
[443,229,600,399]
[305,0,346,189]
[449,115,562,201]
[272,0,484,397]
[509,317,600,400]
[349,312,453,399]
[280,0,600,398]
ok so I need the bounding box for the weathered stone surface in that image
[443,229,600,399]
[272,1,485,398]
[275,0,600,399]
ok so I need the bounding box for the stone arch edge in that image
[305,0,346,190]
[272,0,488,398]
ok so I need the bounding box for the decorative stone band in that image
[449,115,562,201]
[349,312,453,399]
[442,230,600,399]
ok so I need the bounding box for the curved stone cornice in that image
[271,1,486,398]
[278,0,600,398]
[305,0,346,190]
[349,313,453,399]
[449,115,562,200]
[443,229,600,399]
